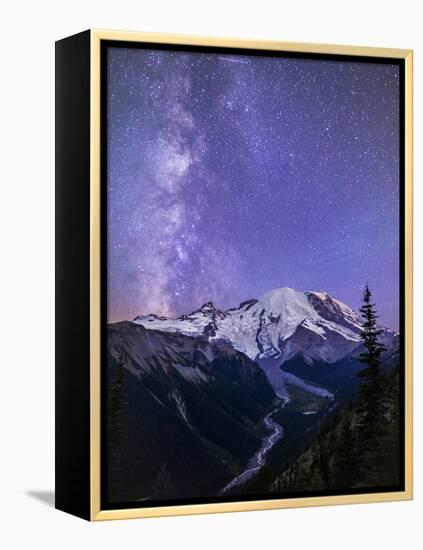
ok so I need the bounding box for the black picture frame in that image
[55,29,413,521]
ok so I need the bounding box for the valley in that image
[220,401,286,495]
[106,287,399,505]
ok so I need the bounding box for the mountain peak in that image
[258,287,312,318]
[190,301,226,320]
[132,286,395,365]
[200,301,216,312]
[260,286,297,297]
[306,290,361,327]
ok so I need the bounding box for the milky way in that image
[106,46,400,329]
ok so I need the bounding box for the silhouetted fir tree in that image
[309,455,325,490]
[293,464,309,490]
[356,284,387,482]
[107,354,128,501]
[152,463,173,499]
[379,368,401,485]
[317,440,330,487]
[332,418,357,488]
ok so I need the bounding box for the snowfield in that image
[133,287,397,365]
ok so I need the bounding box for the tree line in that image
[272,285,401,492]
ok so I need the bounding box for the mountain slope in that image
[270,365,401,493]
[106,321,277,503]
[133,287,397,368]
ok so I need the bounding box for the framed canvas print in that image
[55,30,413,521]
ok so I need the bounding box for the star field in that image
[107,47,400,329]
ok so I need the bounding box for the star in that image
[106,46,401,331]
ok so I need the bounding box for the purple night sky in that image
[106,47,400,330]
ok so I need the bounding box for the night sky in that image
[107,47,400,330]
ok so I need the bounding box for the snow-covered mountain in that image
[133,287,397,365]
[108,289,399,500]
[106,321,276,501]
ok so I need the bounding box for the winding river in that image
[219,362,335,495]
[220,399,288,495]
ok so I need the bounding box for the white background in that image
[0,0,421,548]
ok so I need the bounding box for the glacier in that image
[132,287,397,365]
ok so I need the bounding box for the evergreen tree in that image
[107,354,128,501]
[332,417,357,488]
[317,440,330,487]
[380,368,401,486]
[358,285,386,375]
[356,284,386,481]
[258,286,401,494]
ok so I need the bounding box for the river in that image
[219,361,335,495]
[220,399,287,495]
